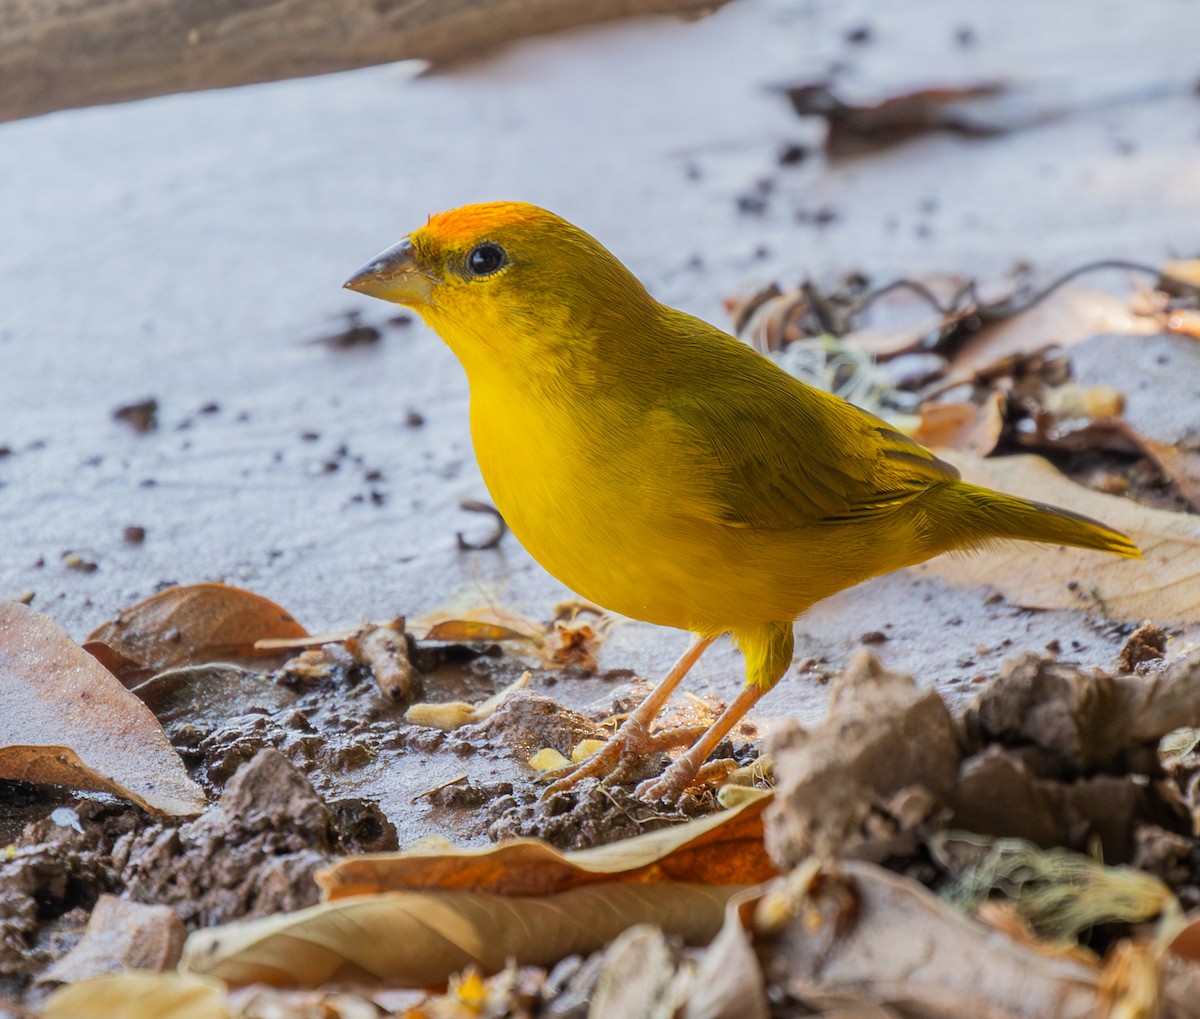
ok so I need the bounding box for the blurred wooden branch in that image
[0,0,729,123]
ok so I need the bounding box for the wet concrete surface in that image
[2,0,1197,784]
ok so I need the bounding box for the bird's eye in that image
[466,243,507,277]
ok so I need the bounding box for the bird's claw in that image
[540,718,712,800]
[540,737,629,798]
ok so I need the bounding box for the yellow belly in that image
[468,381,917,633]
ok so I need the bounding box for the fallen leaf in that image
[742,861,1107,1016]
[914,390,1005,456]
[183,883,739,989]
[590,925,689,1019]
[87,583,308,679]
[785,80,1010,156]
[422,619,537,643]
[317,788,775,900]
[915,452,1200,622]
[1134,432,1200,513]
[226,985,423,1018]
[1167,907,1200,965]
[952,651,1200,861]
[683,892,770,1019]
[41,971,229,1019]
[0,603,207,814]
[945,285,1159,385]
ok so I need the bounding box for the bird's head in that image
[344,202,656,378]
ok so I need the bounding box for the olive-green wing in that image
[666,355,959,531]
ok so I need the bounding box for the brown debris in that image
[456,499,508,551]
[914,389,1005,456]
[344,618,418,701]
[765,649,1200,870]
[87,582,309,679]
[764,650,961,867]
[311,310,381,349]
[39,895,184,985]
[786,80,1009,157]
[120,748,339,926]
[1118,621,1169,673]
[749,861,1104,1018]
[111,398,158,434]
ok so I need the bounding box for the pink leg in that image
[541,632,719,797]
[636,683,765,803]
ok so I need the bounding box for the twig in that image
[410,774,468,803]
[845,258,1200,338]
[456,499,507,551]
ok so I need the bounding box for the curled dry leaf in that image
[317,787,775,900]
[590,924,690,1019]
[738,860,1109,1018]
[87,582,308,680]
[914,389,1006,457]
[785,80,1009,156]
[946,284,1161,386]
[915,452,1200,623]
[183,884,739,989]
[0,602,206,815]
[41,971,229,1019]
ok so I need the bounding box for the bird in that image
[344,201,1140,804]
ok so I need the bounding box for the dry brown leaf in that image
[423,619,538,643]
[183,883,739,989]
[41,972,229,1019]
[590,925,689,1019]
[0,603,206,814]
[87,582,308,679]
[747,861,1105,1017]
[1134,432,1200,513]
[915,390,1005,456]
[684,892,770,1019]
[317,788,775,900]
[947,285,1160,385]
[785,80,1008,156]
[914,452,1200,623]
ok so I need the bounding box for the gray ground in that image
[2,0,1197,742]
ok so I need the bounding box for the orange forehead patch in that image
[421,202,557,245]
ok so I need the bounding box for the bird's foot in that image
[635,750,737,804]
[540,721,709,798]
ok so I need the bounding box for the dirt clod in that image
[121,749,335,926]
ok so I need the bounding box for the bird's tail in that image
[927,481,1141,558]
